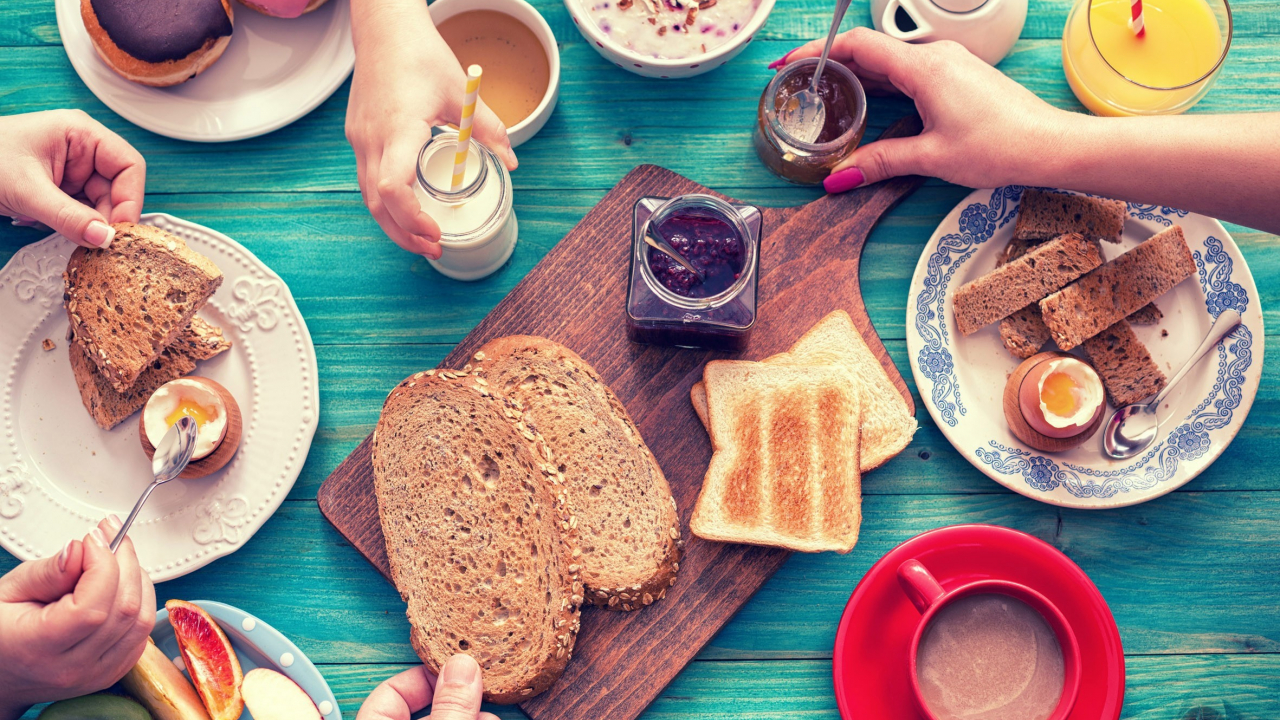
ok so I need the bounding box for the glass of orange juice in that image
[1062,0,1232,116]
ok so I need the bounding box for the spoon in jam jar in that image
[780,0,854,144]
[644,224,705,281]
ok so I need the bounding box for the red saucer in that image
[833,524,1124,720]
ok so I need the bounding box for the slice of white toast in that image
[691,361,863,554]
[691,310,915,471]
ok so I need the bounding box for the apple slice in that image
[241,668,322,720]
[120,638,212,720]
[166,600,244,720]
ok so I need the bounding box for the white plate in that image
[0,214,319,580]
[906,187,1264,509]
[56,0,354,142]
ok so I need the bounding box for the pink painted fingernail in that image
[767,49,797,70]
[85,221,115,248]
[89,527,108,548]
[105,514,123,533]
[824,167,866,194]
[57,539,73,572]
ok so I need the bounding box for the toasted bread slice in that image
[1040,225,1194,350]
[1014,189,1127,243]
[71,317,232,430]
[371,370,582,704]
[953,233,1103,336]
[691,362,862,554]
[64,222,223,392]
[691,310,915,471]
[470,337,681,611]
[1082,320,1168,406]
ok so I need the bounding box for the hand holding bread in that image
[0,110,145,248]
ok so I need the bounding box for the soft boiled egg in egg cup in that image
[139,377,243,479]
[1004,352,1106,452]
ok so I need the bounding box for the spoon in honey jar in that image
[644,224,705,280]
[780,0,854,144]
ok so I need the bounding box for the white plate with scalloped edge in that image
[55,0,353,142]
[906,187,1263,509]
[0,214,318,580]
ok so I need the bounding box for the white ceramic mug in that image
[871,0,1027,66]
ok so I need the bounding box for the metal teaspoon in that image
[109,416,199,552]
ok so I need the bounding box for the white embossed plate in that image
[0,214,319,580]
[55,0,353,142]
[906,187,1263,509]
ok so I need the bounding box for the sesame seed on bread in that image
[64,222,223,393]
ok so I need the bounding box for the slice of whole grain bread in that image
[691,362,862,554]
[690,310,916,471]
[1082,320,1168,406]
[995,238,1162,358]
[371,370,583,703]
[1014,189,1127,243]
[64,222,223,392]
[71,316,231,429]
[953,233,1103,336]
[1040,225,1194,350]
[470,336,681,611]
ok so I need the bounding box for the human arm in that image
[780,28,1280,234]
[0,110,146,248]
[0,517,157,720]
[356,655,499,720]
[345,0,517,259]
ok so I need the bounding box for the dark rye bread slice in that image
[1040,225,1194,351]
[952,233,1103,336]
[470,337,681,611]
[1014,189,1127,243]
[71,317,232,429]
[371,370,583,704]
[1082,320,1168,406]
[995,238,1162,359]
[64,222,222,393]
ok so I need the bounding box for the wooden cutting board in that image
[318,115,925,720]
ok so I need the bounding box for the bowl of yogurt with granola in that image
[567,0,775,78]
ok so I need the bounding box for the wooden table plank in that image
[3,36,1280,195]
[5,0,1280,47]
[5,492,1277,667]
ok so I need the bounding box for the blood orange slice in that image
[167,600,244,720]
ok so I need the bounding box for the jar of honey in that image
[626,194,763,352]
[753,57,868,185]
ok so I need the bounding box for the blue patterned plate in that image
[906,187,1263,508]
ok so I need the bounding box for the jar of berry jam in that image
[626,194,762,352]
[754,57,868,185]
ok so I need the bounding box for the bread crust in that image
[81,0,234,87]
[372,369,583,703]
[469,336,682,611]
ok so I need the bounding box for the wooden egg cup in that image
[139,377,242,479]
[1004,351,1105,453]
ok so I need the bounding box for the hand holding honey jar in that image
[769,27,1280,236]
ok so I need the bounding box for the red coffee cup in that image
[897,558,1083,720]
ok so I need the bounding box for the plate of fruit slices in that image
[129,599,339,720]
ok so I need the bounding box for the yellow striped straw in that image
[452,64,483,192]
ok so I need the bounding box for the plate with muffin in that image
[907,188,1263,508]
[0,216,318,580]
[56,0,353,141]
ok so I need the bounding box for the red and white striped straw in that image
[1129,0,1146,37]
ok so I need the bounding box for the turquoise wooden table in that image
[3,0,1279,717]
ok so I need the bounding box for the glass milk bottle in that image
[414,131,518,281]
